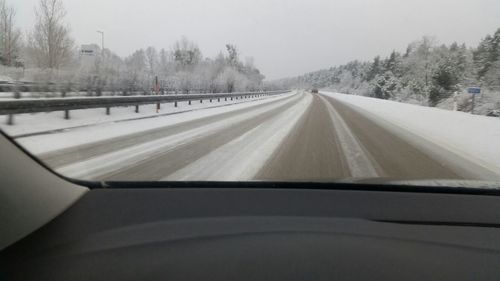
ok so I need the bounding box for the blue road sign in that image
[468,87,481,94]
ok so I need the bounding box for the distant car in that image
[311,89,319,93]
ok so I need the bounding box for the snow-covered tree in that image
[0,0,21,66]
[124,49,148,90]
[226,44,240,68]
[473,29,500,81]
[372,72,399,100]
[145,46,158,77]
[27,0,74,69]
[217,67,238,93]
[172,37,202,71]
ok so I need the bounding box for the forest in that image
[277,29,500,114]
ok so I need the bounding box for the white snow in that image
[12,92,295,155]
[322,92,500,176]
[0,75,13,82]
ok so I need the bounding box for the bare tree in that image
[159,48,174,76]
[145,46,158,76]
[28,0,73,69]
[124,49,147,90]
[0,0,21,66]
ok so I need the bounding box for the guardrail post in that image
[188,100,191,105]
[64,110,70,120]
[174,101,178,107]
[7,114,14,125]
[106,107,110,115]
[135,105,139,113]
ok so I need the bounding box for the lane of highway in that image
[42,91,498,182]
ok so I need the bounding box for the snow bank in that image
[323,92,500,174]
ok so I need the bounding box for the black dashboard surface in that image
[3,187,500,280]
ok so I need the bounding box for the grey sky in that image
[13,0,500,79]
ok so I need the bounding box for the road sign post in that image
[467,87,481,114]
[155,76,160,113]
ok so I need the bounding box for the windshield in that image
[0,0,499,185]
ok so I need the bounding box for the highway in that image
[39,91,497,182]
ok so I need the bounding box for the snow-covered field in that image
[4,93,294,155]
[323,92,500,175]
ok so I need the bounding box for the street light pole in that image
[96,30,105,96]
[97,30,104,52]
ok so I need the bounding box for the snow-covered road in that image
[3,90,500,183]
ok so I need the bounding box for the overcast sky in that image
[12,0,500,79]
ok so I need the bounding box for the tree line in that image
[0,0,265,94]
[278,29,500,107]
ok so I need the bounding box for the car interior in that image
[2,131,500,280]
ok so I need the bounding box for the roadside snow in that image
[0,75,13,82]
[12,92,295,155]
[322,92,500,175]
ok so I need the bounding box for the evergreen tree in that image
[366,56,383,81]
[429,57,460,106]
[473,29,500,81]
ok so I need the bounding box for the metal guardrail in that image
[0,90,291,124]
